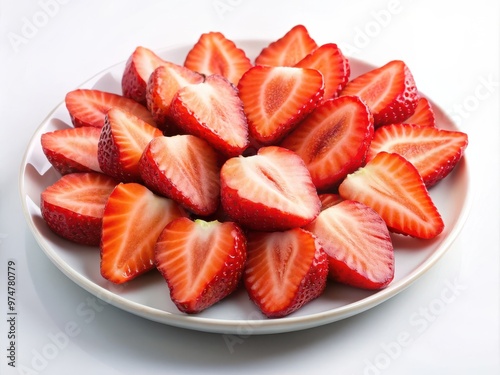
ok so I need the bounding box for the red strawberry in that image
[65,89,156,128]
[41,126,102,175]
[184,31,253,85]
[295,43,350,102]
[146,64,204,135]
[40,172,117,246]
[280,96,374,191]
[169,74,249,157]
[254,24,317,67]
[100,182,186,284]
[319,193,343,210]
[340,60,419,126]
[402,97,435,127]
[304,200,394,290]
[238,65,324,145]
[97,107,162,182]
[338,152,444,239]
[244,228,328,318]
[139,135,221,216]
[155,217,247,314]
[366,123,468,187]
[220,146,321,231]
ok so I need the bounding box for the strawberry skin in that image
[155,218,247,314]
[41,126,102,175]
[100,182,186,284]
[340,60,419,126]
[280,95,374,191]
[366,123,468,187]
[402,97,435,127]
[338,152,444,239]
[220,146,321,231]
[40,172,117,246]
[304,200,394,289]
[244,228,328,318]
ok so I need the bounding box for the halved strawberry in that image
[184,31,252,85]
[169,74,249,157]
[254,24,317,67]
[146,63,204,135]
[244,228,328,318]
[402,97,435,127]
[281,95,373,191]
[139,135,221,216]
[340,60,419,126]
[155,217,247,314]
[41,126,102,175]
[97,107,162,182]
[319,193,343,210]
[304,200,394,290]
[220,146,321,231]
[65,89,156,128]
[100,182,186,284]
[295,43,350,101]
[238,65,324,145]
[41,172,118,246]
[366,123,468,187]
[338,152,444,239]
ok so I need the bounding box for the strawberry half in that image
[41,126,102,175]
[100,182,186,284]
[40,172,117,246]
[280,95,374,191]
[155,218,247,314]
[340,60,419,126]
[402,97,435,127]
[366,123,468,187]
[319,193,343,210]
[244,228,328,318]
[338,152,444,239]
[184,31,252,85]
[139,135,221,216]
[169,74,249,157]
[220,146,321,231]
[238,65,324,145]
[304,200,394,290]
[65,89,155,128]
[254,24,317,67]
[97,107,162,182]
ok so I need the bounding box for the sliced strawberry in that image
[97,107,162,182]
[340,60,419,126]
[244,228,328,318]
[169,74,249,157]
[146,64,204,135]
[304,200,394,289]
[155,218,247,314]
[295,43,350,101]
[184,31,252,85]
[254,24,317,67]
[280,96,374,191]
[41,172,117,246]
[402,97,435,127]
[238,65,324,145]
[100,182,186,284]
[319,193,343,210]
[220,146,321,231]
[338,152,444,239]
[139,135,221,216]
[366,123,468,187]
[41,126,102,175]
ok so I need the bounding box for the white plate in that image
[19,40,472,335]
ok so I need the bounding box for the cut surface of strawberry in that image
[319,193,343,211]
[41,126,102,175]
[41,172,117,246]
[280,95,374,191]
[244,228,328,318]
[238,65,324,145]
[155,218,247,314]
[100,182,186,284]
[338,152,444,239]
[366,123,468,187]
[304,200,394,289]
[402,97,435,127]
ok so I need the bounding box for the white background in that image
[1,0,499,374]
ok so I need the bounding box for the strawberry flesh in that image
[402,97,435,127]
